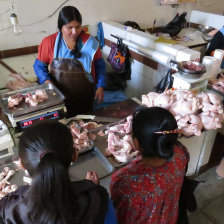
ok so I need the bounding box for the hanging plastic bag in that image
[155,69,173,93]
[162,12,187,36]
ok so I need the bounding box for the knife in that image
[74,115,121,123]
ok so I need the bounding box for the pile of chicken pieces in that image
[104,116,139,163]
[142,90,224,136]
[0,167,17,199]
[8,89,48,108]
[70,120,102,152]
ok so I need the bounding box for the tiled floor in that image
[189,167,224,224]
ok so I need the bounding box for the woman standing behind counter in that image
[110,107,189,224]
[34,6,106,117]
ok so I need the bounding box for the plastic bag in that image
[162,12,187,36]
[155,69,173,93]
[104,71,127,91]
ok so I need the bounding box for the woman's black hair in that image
[58,6,82,31]
[19,120,78,224]
[132,107,178,160]
[58,6,82,58]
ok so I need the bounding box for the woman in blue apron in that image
[34,6,106,117]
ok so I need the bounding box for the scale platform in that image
[8,104,67,132]
[172,72,210,91]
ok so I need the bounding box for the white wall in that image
[0,0,223,50]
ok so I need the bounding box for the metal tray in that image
[0,83,65,118]
[69,147,114,180]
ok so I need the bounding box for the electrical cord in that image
[0,0,70,32]
[21,0,70,27]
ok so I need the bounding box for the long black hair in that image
[58,6,82,58]
[19,120,78,224]
[132,107,178,160]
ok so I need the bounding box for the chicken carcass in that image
[153,91,175,109]
[142,92,159,107]
[199,112,222,130]
[169,97,200,116]
[105,132,138,163]
[177,114,203,136]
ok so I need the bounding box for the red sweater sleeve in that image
[37,33,58,64]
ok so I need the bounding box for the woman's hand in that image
[44,80,53,84]
[86,171,99,185]
[95,87,104,104]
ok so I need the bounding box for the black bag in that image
[162,12,187,36]
[104,71,127,91]
[155,69,173,93]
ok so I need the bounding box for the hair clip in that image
[154,129,181,135]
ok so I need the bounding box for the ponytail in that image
[27,153,78,224]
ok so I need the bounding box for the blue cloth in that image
[93,90,127,110]
[97,22,105,49]
[220,27,224,36]
[33,59,50,84]
[104,199,117,224]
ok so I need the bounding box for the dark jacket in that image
[0,180,108,224]
[206,30,224,56]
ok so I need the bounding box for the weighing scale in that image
[0,83,67,133]
[0,120,14,159]
[8,104,67,132]
[172,72,210,91]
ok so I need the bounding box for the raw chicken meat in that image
[141,90,224,136]
[70,123,91,151]
[183,61,202,71]
[8,93,23,108]
[6,73,32,91]
[0,167,17,199]
[177,114,202,136]
[35,89,48,102]
[25,92,39,107]
[25,89,48,107]
[106,116,133,135]
[105,132,138,163]
[153,91,175,109]
[169,97,200,116]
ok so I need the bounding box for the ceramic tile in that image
[202,196,224,224]
[2,54,38,82]
[0,64,11,89]
[194,167,224,210]
[188,212,213,224]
